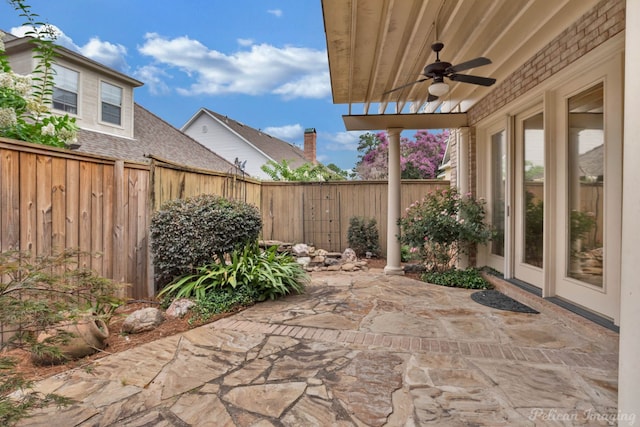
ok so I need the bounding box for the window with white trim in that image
[52,64,79,114]
[101,81,122,125]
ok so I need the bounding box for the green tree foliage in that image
[260,159,347,181]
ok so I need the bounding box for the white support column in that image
[457,127,470,196]
[619,0,640,422]
[384,128,404,275]
[457,128,470,269]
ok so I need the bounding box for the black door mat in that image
[471,290,539,314]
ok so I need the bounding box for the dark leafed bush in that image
[150,194,262,288]
[347,216,380,257]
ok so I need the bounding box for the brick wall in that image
[466,0,625,126]
[304,128,317,164]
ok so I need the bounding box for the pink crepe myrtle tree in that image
[354,130,448,180]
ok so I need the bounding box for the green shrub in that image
[421,268,492,290]
[399,188,493,272]
[150,194,262,288]
[190,285,259,323]
[347,216,380,257]
[158,243,308,302]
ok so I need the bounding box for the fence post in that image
[112,160,126,284]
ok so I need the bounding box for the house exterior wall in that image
[5,47,33,75]
[460,0,625,323]
[182,114,272,179]
[467,0,624,127]
[6,48,137,139]
[54,57,136,139]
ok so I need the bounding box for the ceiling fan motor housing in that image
[423,61,452,77]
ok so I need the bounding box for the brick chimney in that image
[304,128,317,164]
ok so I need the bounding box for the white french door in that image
[553,61,622,320]
[513,109,545,288]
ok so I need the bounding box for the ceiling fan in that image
[384,41,496,102]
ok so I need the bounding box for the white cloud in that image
[267,9,283,17]
[11,24,77,50]
[134,65,171,95]
[263,124,303,140]
[237,38,254,46]
[273,71,331,99]
[321,130,364,152]
[9,25,129,73]
[138,33,330,99]
[80,37,128,72]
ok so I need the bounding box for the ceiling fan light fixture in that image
[428,80,449,97]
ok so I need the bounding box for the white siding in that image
[183,115,272,179]
[53,58,135,139]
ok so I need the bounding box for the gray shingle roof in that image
[204,109,308,168]
[76,104,236,172]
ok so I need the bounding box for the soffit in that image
[322,0,599,130]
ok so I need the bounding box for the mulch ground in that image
[2,301,219,384]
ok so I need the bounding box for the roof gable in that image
[196,109,309,168]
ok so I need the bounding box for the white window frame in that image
[100,81,122,126]
[52,64,79,115]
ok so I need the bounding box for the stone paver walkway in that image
[17,270,619,426]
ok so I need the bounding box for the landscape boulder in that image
[166,298,196,318]
[292,243,311,257]
[122,307,164,334]
[341,248,357,262]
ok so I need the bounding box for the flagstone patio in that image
[17,269,619,426]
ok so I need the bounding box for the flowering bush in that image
[398,188,493,272]
[0,23,78,148]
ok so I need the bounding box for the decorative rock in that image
[341,248,357,262]
[341,263,356,271]
[122,307,164,334]
[296,256,311,266]
[327,264,341,271]
[292,243,311,256]
[316,249,329,256]
[311,255,325,264]
[165,298,195,318]
[324,257,340,266]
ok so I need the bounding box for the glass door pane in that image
[567,83,603,287]
[522,113,544,267]
[491,130,506,256]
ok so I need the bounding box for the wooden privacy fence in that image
[260,180,450,253]
[0,138,151,298]
[1,137,449,301]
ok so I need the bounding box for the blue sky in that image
[0,0,366,170]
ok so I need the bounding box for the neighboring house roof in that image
[76,104,236,172]
[579,143,604,178]
[188,108,309,169]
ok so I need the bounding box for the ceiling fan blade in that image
[449,74,496,86]
[383,78,428,95]
[446,57,491,74]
